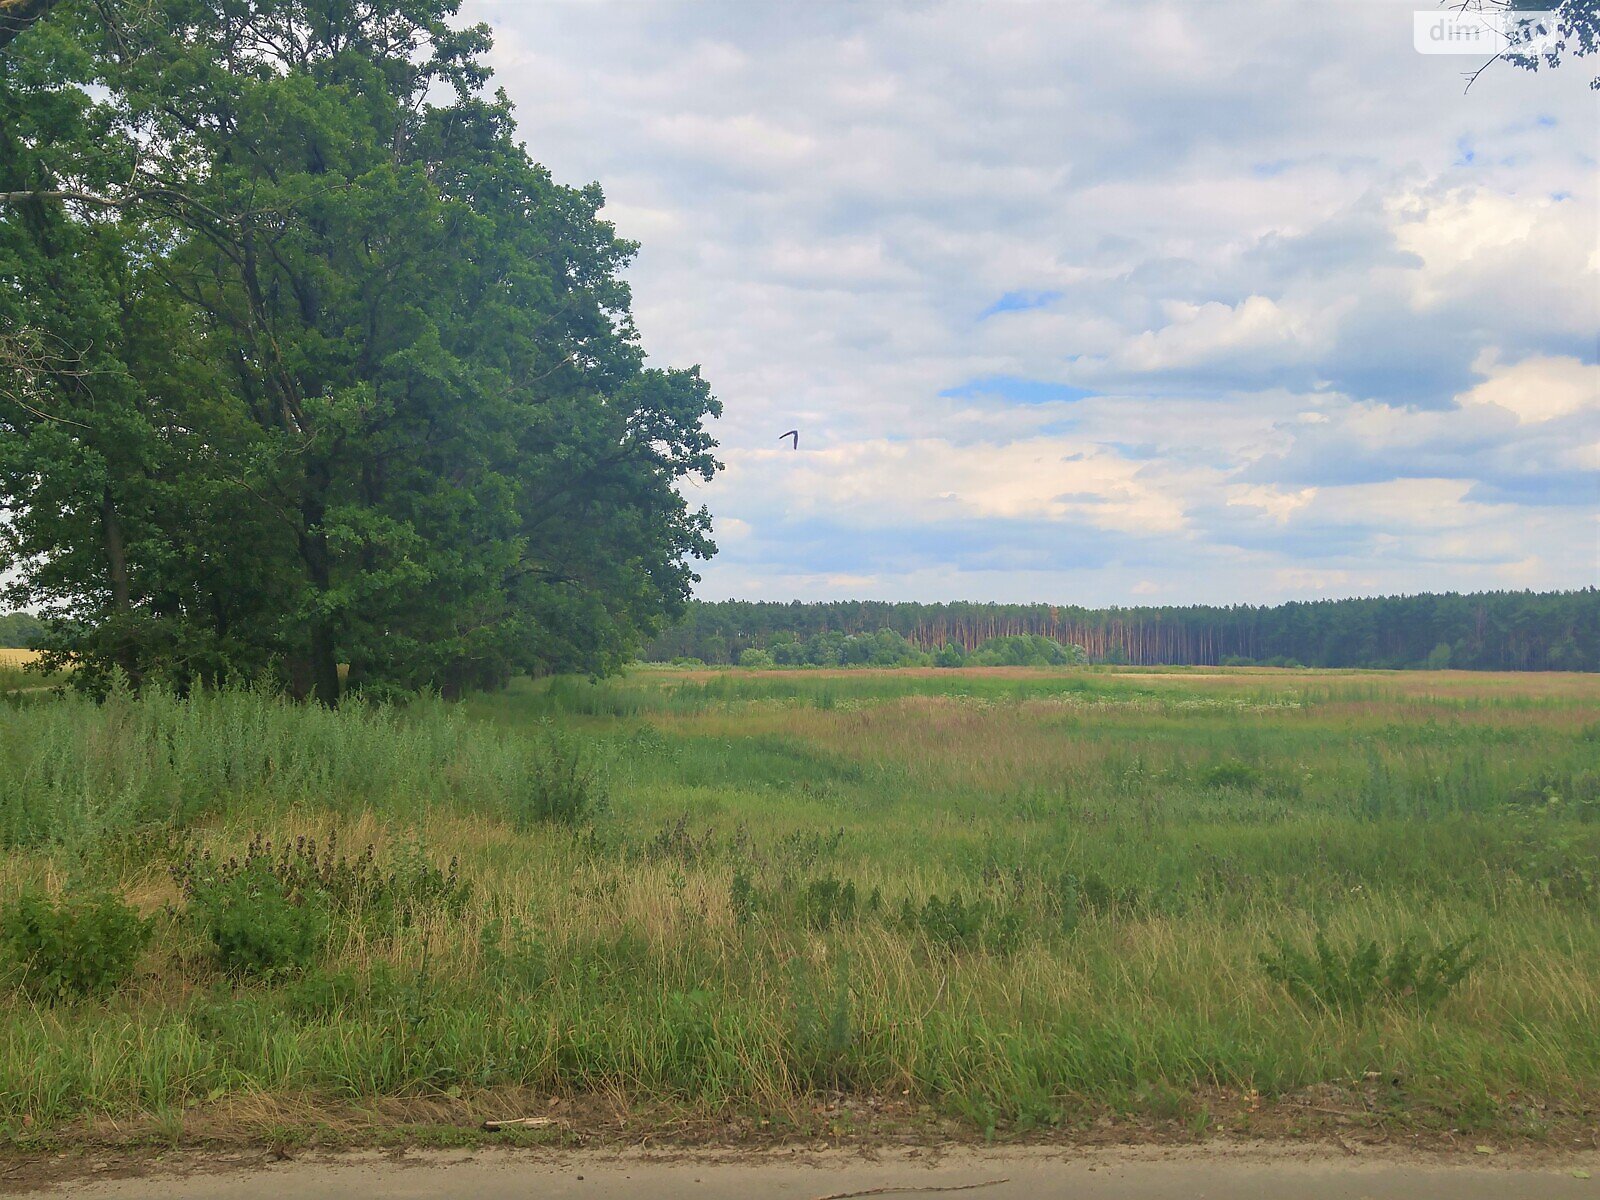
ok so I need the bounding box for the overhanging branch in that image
[0,0,64,52]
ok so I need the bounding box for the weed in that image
[643,814,720,865]
[771,827,846,871]
[1511,829,1598,908]
[477,916,551,988]
[1199,759,1263,791]
[513,733,607,828]
[0,892,151,1001]
[190,865,329,979]
[1259,931,1480,1014]
[729,867,757,926]
[1,669,1597,1137]
[898,893,1025,955]
[171,831,469,929]
[799,877,859,930]
[788,956,856,1088]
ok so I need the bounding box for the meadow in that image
[0,665,1595,1148]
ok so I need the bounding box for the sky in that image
[465,0,1599,607]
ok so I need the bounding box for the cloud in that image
[1114,295,1325,375]
[1459,351,1599,424]
[466,0,1599,604]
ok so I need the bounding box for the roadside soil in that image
[7,1143,1599,1199]
[3,1089,1597,1198]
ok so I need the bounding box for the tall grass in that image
[0,685,541,849]
[0,666,1595,1142]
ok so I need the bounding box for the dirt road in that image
[16,1145,1599,1199]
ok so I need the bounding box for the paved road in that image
[20,1145,1599,1199]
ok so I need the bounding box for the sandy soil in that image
[9,1144,1598,1199]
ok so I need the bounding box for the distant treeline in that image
[0,613,45,649]
[644,590,1600,671]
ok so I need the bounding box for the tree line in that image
[730,630,1086,670]
[645,590,1600,672]
[0,0,719,701]
[0,612,44,648]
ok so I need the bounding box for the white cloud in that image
[1459,351,1600,424]
[1227,484,1318,525]
[722,436,1194,534]
[1389,187,1600,331]
[1116,295,1324,373]
[465,0,1599,604]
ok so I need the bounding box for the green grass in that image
[0,665,1595,1143]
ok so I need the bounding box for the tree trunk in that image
[100,486,142,686]
[297,466,341,706]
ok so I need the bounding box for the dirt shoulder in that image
[3,1092,1598,1198]
[6,1143,1600,1200]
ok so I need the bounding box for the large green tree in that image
[0,0,720,700]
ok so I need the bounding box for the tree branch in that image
[0,0,64,52]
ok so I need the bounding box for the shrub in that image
[1508,826,1599,908]
[513,733,607,828]
[970,634,1086,667]
[899,892,1024,955]
[737,648,775,669]
[1259,931,1480,1015]
[192,865,329,979]
[0,892,151,1001]
[799,876,859,930]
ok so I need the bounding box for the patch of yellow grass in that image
[0,648,41,667]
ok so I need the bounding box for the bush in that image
[513,733,607,828]
[192,865,329,979]
[970,634,1087,667]
[0,892,152,1001]
[1259,931,1480,1015]
[737,648,775,669]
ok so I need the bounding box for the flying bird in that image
[779,430,799,449]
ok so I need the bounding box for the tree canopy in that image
[0,0,720,700]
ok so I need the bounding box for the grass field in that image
[0,666,1595,1149]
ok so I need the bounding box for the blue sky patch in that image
[940,376,1097,405]
[978,291,1061,319]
